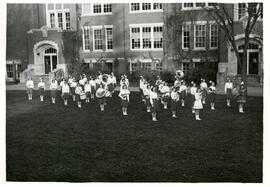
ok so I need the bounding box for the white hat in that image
[241,81,244,85]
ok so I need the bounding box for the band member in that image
[111,72,117,93]
[120,75,129,90]
[96,86,106,112]
[155,76,162,87]
[124,74,129,88]
[193,88,203,120]
[59,77,65,98]
[83,74,88,84]
[171,87,179,118]
[237,82,247,113]
[190,82,197,113]
[143,84,152,112]
[224,78,233,107]
[84,80,91,103]
[79,75,85,87]
[70,78,77,101]
[200,79,208,104]
[208,81,216,110]
[75,83,84,108]
[119,84,130,116]
[26,77,34,100]
[150,87,159,121]
[89,77,96,99]
[174,77,181,90]
[50,78,58,104]
[160,82,170,109]
[62,81,70,106]
[179,81,188,107]
[95,76,101,89]
[139,76,145,102]
[98,71,103,80]
[37,78,45,102]
[68,75,73,86]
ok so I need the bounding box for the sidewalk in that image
[6,83,263,97]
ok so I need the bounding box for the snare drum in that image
[80,93,86,100]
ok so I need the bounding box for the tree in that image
[203,3,263,84]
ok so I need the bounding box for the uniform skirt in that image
[237,94,247,103]
[145,97,151,107]
[121,99,129,107]
[91,86,96,94]
[70,87,76,95]
[190,94,195,105]
[63,93,69,100]
[39,88,45,96]
[180,91,186,100]
[226,88,232,100]
[194,100,203,109]
[98,97,106,105]
[85,91,91,98]
[162,95,170,103]
[202,89,207,99]
[51,90,56,98]
[151,99,159,113]
[171,99,178,111]
[27,88,33,94]
[209,93,215,103]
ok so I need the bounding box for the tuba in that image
[101,74,112,85]
[175,70,184,79]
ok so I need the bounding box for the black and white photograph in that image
[2,0,269,185]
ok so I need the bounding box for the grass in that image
[6,90,263,182]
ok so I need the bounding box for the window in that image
[210,24,218,48]
[47,4,70,30]
[142,3,151,10]
[131,27,141,49]
[183,3,193,8]
[182,25,190,49]
[130,62,138,72]
[82,4,91,15]
[58,13,63,29]
[93,4,102,13]
[238,3,246,20]
[106,27,113,50]
[45,48,57,54]
[130,24,163,50]
[142,27,151,49]
[238,43,259,50]
[155,62,162,72]
[182,63,190,73]
[93,29,103,51]
[130,3,163,12]
[83,26,90,51]
[141,63,151,70]
[50,13,55,28]
[65,12,70,30]
[6,64,13,78]
[194,24,206,49]
[131,3,140,11]
[195,3,206,7]
[183,3,219,9]
[153,26,162,49]
[104,4,112,13]
[153,3,162,10]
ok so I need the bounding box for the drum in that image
[80,93,86,100]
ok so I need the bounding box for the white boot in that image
[192,109,195,113]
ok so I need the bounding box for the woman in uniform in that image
[96,86,107,112]
[150,87,159,121]
[89,77,96,99]
[144,84,152,112]
[75,83,84,108]
[84,80,91,103]
[62,81,70,106]
[26,77,34,100]
[50,78,58,104]
[179,81,188,107]
[224,78,234,107]
[119,84,130,116]
[200,79,208,104]
[190,81,197,113]
[237,81,247,113]
[70,78,77,101]
[193,88,203,120]
[171,87,179,118]
[208,81,217,110]
[37,78,45,102]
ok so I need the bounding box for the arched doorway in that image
[237,43,260,75]
[33,40,59,75]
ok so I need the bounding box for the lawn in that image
[6,90,263,182]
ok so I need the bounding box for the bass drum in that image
[80,93,86,100]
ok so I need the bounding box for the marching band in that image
[25,70,247,121]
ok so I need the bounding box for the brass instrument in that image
[175,70,184,79]
[101,74,112,85]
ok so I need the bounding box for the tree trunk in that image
[241,49,247,84]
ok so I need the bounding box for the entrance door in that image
[44,56,51,74]
[249,52,259,74]
[52,55,57,70]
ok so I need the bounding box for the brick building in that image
[6,3,263,86]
